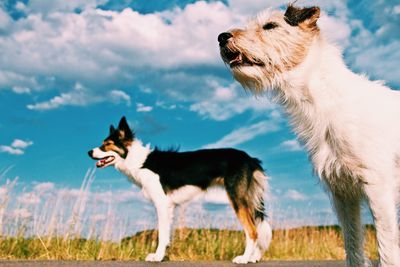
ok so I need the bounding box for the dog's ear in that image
[117,116,134,141]
[110,125,115,134]
[284,5,320,29]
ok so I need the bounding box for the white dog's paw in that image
[248,248,262,263]
[232,255,250,264]
[145,253,164,262]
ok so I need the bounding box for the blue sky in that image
[0,0,399,231]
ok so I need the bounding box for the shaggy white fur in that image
[219,5,400,267]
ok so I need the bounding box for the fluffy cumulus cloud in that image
[344,1,400,85]
[190,79,276,121]
[34,182,55,193]
[280,139,302,152]
[0,0,368,114]
[0,1,241,93]
[27,83,131,110]
[0,0,398,115]
[203,188,230,204]
[0,6,11,31]
[0,139,33,155]
[17,192,41,205]
[25,0,107,14]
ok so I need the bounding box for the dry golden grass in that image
[0,225,378,261]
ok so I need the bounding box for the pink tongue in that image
[230,54,241,64]
[96,160,105,167]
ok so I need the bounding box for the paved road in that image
[0,261,378,267]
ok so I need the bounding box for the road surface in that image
[0,261,378,267]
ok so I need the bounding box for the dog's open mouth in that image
[222,49,263,68]
[96,156,115,168]
[225,50,242,66]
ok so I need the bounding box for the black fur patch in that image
[142,148,265,216]
[284,5,319,26]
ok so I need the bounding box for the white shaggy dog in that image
[218,5,400,267]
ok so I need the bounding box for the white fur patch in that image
[167,185,203,205]
[222,6,400,266]
[114,140,151,187]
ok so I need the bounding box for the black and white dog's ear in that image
[118,116,134,140]
[110,125,116,134]
[284,5,320,29]
[118,116,129,130]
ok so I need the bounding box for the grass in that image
[0,225,378,261]
[0,169,378,261]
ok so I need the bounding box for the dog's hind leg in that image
[225,179,262,264]
[331,193,370,267]
[364,181,400,267]
[232,205,258,264]
[226,168,270,264]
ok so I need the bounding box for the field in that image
[0,169,378,261]
[0,226,377,260]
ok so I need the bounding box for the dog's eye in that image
[103,140,114,146]
[263,22,278,30]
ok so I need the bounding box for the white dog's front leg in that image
[139,169,172,262]
[146,204,170,262]
[364,182,400,267]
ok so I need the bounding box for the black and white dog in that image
[88,117,272,263]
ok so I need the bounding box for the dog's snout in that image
[218,32,233,47]
[88,150,93,158]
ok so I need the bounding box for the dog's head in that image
[88,116,134,168]
[218,5,320,93]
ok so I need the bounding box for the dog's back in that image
[142,148,264,191]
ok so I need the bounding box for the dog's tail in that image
[250,168,272,251]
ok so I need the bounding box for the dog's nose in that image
[88,150,93,158]
[218,32,233,47]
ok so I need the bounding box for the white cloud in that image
[11,139,33,149]
[284,189,308,201]
[203,119,280,148]
[351,41,400,85]
[109,90,131,106]
[228,0,283,15]
[155,101,177,110]
[0,1,241,93]
[318,13,351,47]
[15,2,27,11]
[1,0,397,122]
[280,139,303,152]
[18,192,41,205]
[394,5,400,15]
[136,103,153,112]
[0,146,24,155]
[113,190,140,203]
[203,188,230,205]
[12,86,31,94]
[34,182,55,193]
[92,213,107,222]
[26,0,107,14]
[0,7,11,31]
[190,80,276,121]
[27,84,131,110]
[11,208,32,219]
[0,139,33,155]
